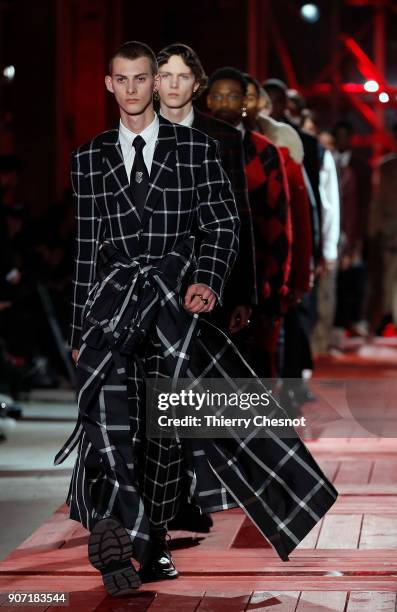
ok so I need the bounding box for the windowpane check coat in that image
[56,114,337,566]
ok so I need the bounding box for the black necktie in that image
[130,135,149,216]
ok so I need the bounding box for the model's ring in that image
[201,297,209,305]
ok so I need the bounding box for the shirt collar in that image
[334,149,352,167]
[119,113,159,147]
[236,121,246,138]
[179,107,194,127]
[159,107,194,127]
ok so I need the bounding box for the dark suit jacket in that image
[284,117,323,262]
[337,151,372,256]
[192,109,257,307]
[69,114,240,348]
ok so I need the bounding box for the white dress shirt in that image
[333,149,352,168]
[119,113,159,178]
[320,150,340,261]
[178,107,194,127]
[159,107,195,127]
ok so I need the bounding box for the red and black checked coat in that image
[243,130,292,315]
[279,147,312,296]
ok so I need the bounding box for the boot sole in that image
[88,517,141,594]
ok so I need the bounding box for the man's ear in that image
[153,73,161,93]
[105,75,114,93]
[206,93,213,110]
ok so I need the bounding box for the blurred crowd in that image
[0,154,74,433]
[1,44,397,433]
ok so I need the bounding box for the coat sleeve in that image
[191,138,240,304]
[223,132,257,307]
[70,151,103,349]
[260,143,292,303]
[285,155,313,294]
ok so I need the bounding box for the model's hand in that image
[72,349,79,364]
[229,305,252,334]
[184,284,216,313]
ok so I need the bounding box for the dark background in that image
[1,0,396,214]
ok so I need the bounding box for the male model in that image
[157,43,256,334]
[55,40,239,595]
[205,67,292,378]
[157,43,255,532]
[56,42,337,598]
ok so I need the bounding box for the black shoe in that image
[168,501,213,533]
[138,534,179,583]
[88,517,141,596]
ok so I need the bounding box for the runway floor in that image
[0,338,396,610]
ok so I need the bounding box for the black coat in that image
[69,114,240,349]
[192,109,257,307]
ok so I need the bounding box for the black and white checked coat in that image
[56,115,337,566]
[69,114,239,350]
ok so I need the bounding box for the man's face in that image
[302,116,316,136]
[207,79,245,126]
[158,54,199,109]
[319,131,335,152]
[105,56,159,116]
[287,98,302,126]
[265,87,286,121]
[245,82,259,121]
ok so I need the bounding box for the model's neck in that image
[120,106,156,134]
[160,102,193,125]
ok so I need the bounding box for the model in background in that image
[333,120,372,339]
[157,43,256,336]
[206,67,291,378]
[302,110,340,356]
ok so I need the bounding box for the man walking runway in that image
[55,41,337,598]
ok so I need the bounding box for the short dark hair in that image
[301,108,316,122]
[243,73,261,96]
[332,120,354,136]
[262,78,288,101]
[287,89,306,112]
[263,78,287,92]
[109,40,158,75]
[208,67,247,96]
[157,43,208,97]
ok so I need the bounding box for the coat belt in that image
[54,236,199,466]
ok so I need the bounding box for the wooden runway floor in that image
[1,339,396,610]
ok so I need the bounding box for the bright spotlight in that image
[364,80,379,93]
[300,3,320,23]
[379,92,389,103]
[3,65,15,80]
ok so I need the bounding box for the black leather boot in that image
[138,532,179,582]
[88,517,141,596]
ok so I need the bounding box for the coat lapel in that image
[101,128,141,224]
[141,116,177,228]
